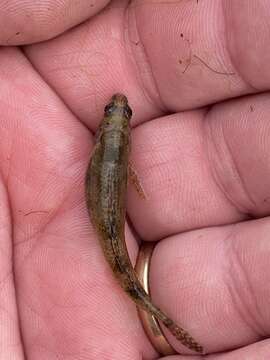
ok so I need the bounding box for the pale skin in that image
[0,1,270,359]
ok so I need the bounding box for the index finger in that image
[0,0,109,45]
[23,0,270,126]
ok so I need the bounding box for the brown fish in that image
[85,93,203,353]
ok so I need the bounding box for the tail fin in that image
[163,317,204,353]
[140,292,204,353]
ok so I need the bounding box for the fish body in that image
[85,94,203,354]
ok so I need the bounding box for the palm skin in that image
[0,0,270,359]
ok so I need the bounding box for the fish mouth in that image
[111,93,128,107]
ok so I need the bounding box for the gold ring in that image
[135,242,176,356]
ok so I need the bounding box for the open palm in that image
[1,1,270,359]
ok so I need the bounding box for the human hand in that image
[0,1,269,359]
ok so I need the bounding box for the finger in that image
[0,0,109,45]
[162,340,270,360]
[25,0,156,129]
[24,0,270,125]
[0,181,24,359]
[129,0,270,110]
[127,92,270,239]
[149,217,270,354]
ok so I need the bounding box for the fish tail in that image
[129,282,203,353]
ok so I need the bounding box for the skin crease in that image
[0,0,270,359]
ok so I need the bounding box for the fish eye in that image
[124,105,132,119]
[104,103,114,115]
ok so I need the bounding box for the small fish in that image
[85,93,203,353]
